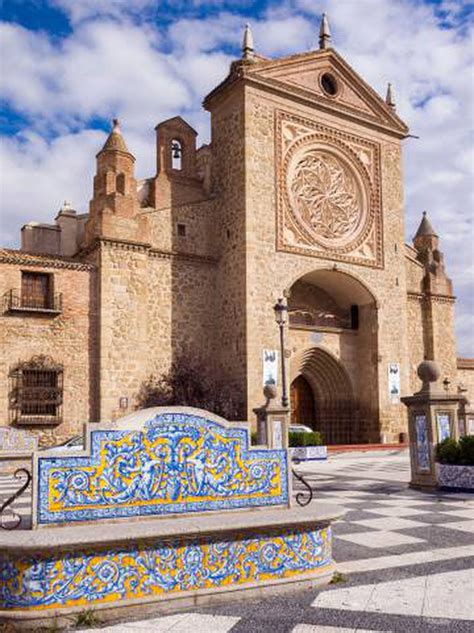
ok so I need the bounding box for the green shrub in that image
[436,436,474,466]
[459,435,474,465]
[250,431,258,445]
[288,431,323,447]
[436,437,461,464]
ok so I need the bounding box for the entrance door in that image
[290,375,315,428]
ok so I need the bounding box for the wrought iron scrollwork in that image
[0,468,31,530]
[292,468,314,507]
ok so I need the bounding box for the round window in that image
[320,73,338,96]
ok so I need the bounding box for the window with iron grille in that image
[9,356,63,425]
[21,271,52,310]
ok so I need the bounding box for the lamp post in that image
[274,297,289,408]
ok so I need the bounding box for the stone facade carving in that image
[277,110,382,267]
[288,149,365,246]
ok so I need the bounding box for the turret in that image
[413,211,452,296]
[85,119,148,245]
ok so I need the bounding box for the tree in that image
[136,357,242,421]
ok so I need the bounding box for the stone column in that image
[254,385,290,449]
[401,360,467,490]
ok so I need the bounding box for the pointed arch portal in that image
[291,348,356,445]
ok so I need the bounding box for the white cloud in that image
[51,0,156,24]
[0,0,473,354]
[0,129,104,244]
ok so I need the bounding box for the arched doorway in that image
[287,268,378,445]
[290,375,315,427]
[291,348,356,445]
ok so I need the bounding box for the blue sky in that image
[0,0,473,355]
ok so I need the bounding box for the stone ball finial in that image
[263,383,277,401]
[417,360,441,384]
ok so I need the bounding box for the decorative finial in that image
[385,82,396,109]
[58,200,76,215]
[319,12,331,50]
[100,118,131,154]
[242,23,255,60]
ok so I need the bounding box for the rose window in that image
[286,147,368,249]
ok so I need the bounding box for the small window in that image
[21,272,52,310]
[320,72,338,96]
[350,305,359,330]
[171,139,182,170]
[10,356,63,424]
[177,223,187,237]
[116,173,126,194]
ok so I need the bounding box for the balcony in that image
[3,289,63,315]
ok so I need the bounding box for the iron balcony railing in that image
[4,289,62,314]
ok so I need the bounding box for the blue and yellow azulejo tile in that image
[1,526,332,610]
[37,413,288,524]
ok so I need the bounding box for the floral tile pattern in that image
[37,413,289,525]
[1,525,332,610]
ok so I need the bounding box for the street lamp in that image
[274,297,289,408]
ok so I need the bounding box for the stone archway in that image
[286,268,379,444]
[292,347,356,445]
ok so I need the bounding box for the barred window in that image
[10,356,63,425]
[21,272,52,310]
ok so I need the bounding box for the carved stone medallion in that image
[286,145,368,250]
[276,110,383,267]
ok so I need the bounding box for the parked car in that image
[42,435,84,452]
[289,424,313,434]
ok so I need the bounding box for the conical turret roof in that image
[414,211,438,239]
[100,119,131,154]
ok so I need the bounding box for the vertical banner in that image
[263,349,278,387]
[388,363,401,403]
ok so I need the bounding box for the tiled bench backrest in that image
[36,410,289,525]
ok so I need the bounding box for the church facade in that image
[1,17,472,447]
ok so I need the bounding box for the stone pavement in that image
[2,449,473,631]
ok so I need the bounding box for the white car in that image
[289,424,313,434]
[42,435,84,453]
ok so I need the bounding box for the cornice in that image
[458,358,474,370]
[407,291,456,304]
[149,248,218,266]
[0,248,95,272]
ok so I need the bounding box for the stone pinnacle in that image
[242,23,255,60]
[319,12,331,50]
[386,82,396,109]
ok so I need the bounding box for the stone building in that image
[1,16,472,446]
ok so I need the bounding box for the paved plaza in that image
[1,448,473,632]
